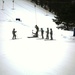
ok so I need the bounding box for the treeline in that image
[31,0,75,30]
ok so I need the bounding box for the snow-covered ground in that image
[0,0,75,75]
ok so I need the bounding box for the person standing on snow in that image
[41,28,44,39]
[35,25,39,37]
[46,28,49,39]
[50,28,53,40]
[12,28,17,39]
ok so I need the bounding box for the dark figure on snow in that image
[50,28,53,40]
[35,25,39,37]
[12,28,17,39]
[41,28,44,39]
[46,28,49,39]
[32,30,36,37]
[73,28,75,36]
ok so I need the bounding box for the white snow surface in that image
[0,0,75,75]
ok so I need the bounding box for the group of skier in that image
[32,25,53,40]
[45,28,53,40]
[12,25,53,40]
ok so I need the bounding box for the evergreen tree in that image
[30,0,75,30]
[53,1,75,30]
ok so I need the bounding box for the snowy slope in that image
[0,0,58,40]
[0,0,75,75]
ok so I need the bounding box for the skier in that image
[46,28,49,39]
[35,25,39,37]
[50,28,53,40]
[41,28,44,39]
[73,28,75,36]
[32,30,36,37]
[12,28,17,39]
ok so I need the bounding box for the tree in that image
[53,2,75,30]
[30,0,75,30]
